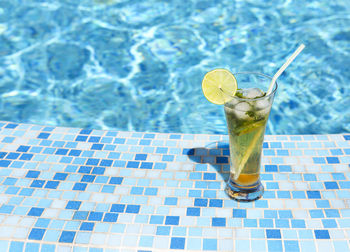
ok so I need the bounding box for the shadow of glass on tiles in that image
[185,141,230,181]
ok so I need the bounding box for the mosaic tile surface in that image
[0,121,349,251]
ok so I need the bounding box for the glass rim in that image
[223,72,278,102]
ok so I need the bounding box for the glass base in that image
[225,178,264,202]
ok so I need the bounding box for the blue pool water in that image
[0,0,349,135]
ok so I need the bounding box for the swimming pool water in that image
[0,0,349,135]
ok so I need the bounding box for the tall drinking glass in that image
[224,72,277,201]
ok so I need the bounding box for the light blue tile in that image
[75,232,91,244]
[187,238,201,250]
[44,229,60,242]
[251,240,267,251]
[111,224,126,233]
[235,240,250,251]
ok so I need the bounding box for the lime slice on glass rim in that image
[201,69,237,105]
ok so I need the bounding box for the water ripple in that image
[0,0,349,134]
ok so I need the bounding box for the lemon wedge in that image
[202,69,237,105]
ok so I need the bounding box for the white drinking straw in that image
[266,44,305,94]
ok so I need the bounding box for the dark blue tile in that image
[80,129,92,135]
[86,158,99,166]
[68,149,82,156]
[125,205,140,214]
[81,175,95,183]
[186,207,200,216]
[59,231,76,243]
[28,228,46,240]
[263,142,269,148]
[326,157,339,164]
[6,152,20,159]
[110,204,125,213]
[19,154,33,161]
[88,136,101,142]
[170,237,185,249]
[88,212,103,221]
[55,149,69,155]
[212,217,226,227]
[233,209,246,218]
[307,190,321,199]
[324,181,339,189]
[0,160,11,167]
[265,165,278,172]
[165,216,179,225]
[216,157,228,164]
[100,159,113,167]
[30,180,45,188]
[75,135,88,142]
[0,152,7,158]
[73,183,87,191]
[135,154,147,160]
[5,123,18,129]
[109,177,123,185]
[103,213,118,222]
[344,135,350,140]
[53,173,68,180]
[37,133,50,139]
[266,229,281,239]
[91,144,103,150]
[78,166,92,174]
[194,198,208,207]
[45,181,59,189]
[66,201,82,210]
[314,230,330,239]
[28,207,44,217]
[80,222,95,231]
[209,199,223,207]
[140,162,153,169]
[203,173,216,180]
[26,171,40,178]
[92,167,105,175]
[127,161,139,168]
